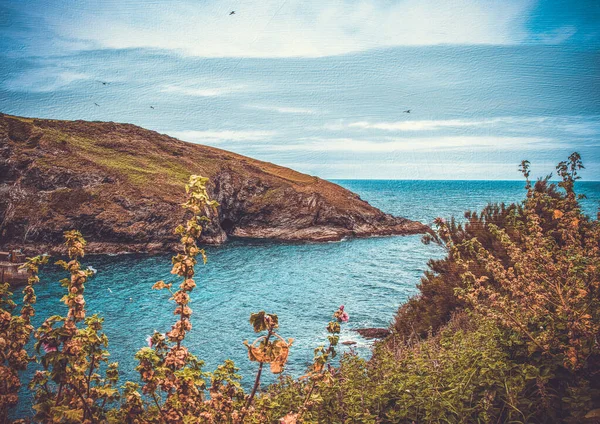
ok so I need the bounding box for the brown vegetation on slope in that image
[0,114,428,254]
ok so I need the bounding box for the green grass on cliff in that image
[37,128,194,188]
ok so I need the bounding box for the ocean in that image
[13,180,600,418]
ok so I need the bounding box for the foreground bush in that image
[258,314,539,423]
[383,153,600,422]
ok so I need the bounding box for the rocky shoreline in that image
[0,114,429,255]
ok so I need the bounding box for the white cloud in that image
[345,116,600,134]
[168,129,276,143]
[3,68,89,92]
[261,136,558,152]
[50,0,535,58]
[348,119,500,131]
[276,161,533,180]
[245,104,317,114]
[160,84,247,97]
[533,26,578,44]
[556,121,600,136]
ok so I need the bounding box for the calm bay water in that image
[14,180,600,417]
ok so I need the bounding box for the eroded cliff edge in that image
[0,114,429,254]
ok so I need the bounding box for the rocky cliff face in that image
[0,114,429,254]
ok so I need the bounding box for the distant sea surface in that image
[14,180,600,418]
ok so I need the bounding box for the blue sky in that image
[1,0,599,179]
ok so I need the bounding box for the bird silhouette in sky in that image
[94,102,100,107]
[229,10,235,15]
[403,109,411,113]
[97,81,110,85]
[150,106,155,109]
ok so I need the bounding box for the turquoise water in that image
[14,180,600,417]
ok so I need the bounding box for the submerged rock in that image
[0,113,429,254]
[355,328,391,339]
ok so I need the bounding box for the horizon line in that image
[328,178,600,182]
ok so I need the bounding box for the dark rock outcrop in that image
[354,328,391,339]
[0,113,429,254]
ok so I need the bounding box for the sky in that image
[1,0,599,180]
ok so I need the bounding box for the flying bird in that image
[97,81,110,85]
[229,10,235,15]
[403,109,411,113]
[150,106,155,109]
[94,103,100,107]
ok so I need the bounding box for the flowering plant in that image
[30,231,120,423]
[0,254,47,421]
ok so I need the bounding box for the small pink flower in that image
[146,335,153,348]
[41,342,57,353]
[341,312,349,323]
